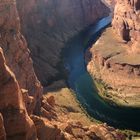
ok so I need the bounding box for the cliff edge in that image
[0,0,126,139]
[87,0,140,107]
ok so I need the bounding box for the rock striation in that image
[16,0,110,87]
[0,0,43,114]
[0,0,126,139]
[0,48,37,140]
[112,0,140,43]
[33,93,126,140]
[87,0,140,107]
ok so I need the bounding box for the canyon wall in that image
[87,0,140,107]
[0,0,43,114]
[0,48,37,140]
[0,0,126,139]
[0,32,125,140]
[112,0,140,43]
[16,0,110,87]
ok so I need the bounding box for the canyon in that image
[87,0,140,107]
[0,0,140,140]
[0,0,139,139]
[16,0,110,88]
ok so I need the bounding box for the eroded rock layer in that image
[0,48,126,139]
[0,0,43,114]
[0,48,37,140]
[87,27,140,107]
[87,0,140,107]
[112,0,140,43]
[16,0,110,87]
[0,0,126,139]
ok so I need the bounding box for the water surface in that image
[63,16,140,131]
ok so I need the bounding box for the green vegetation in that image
[45,88,100,126]
[93,76,140,108]
[69,88,102,124]
[92,78,140,140]
[93,78,117,106]
[120,129,140,140]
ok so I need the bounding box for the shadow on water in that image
[62,16,140,131]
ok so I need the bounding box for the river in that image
[62,16,140,131]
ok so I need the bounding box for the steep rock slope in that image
[0,0,42,114]
[16,0,110,87]
[0,48,37,140]
[0,46,125,140]
[87,0,140,107]
[112,0,140,44]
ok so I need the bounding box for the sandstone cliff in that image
[87,0,140,107]
[0,48,37,140]
[0,0,42,114]
[0,46,125,140]
[0,0,126,139]
[112,0,140,44]
[16,0,110,87]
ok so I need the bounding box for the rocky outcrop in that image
[87,0,140,107]
[112,0,140,43]
[31,115,65,140]
[32,115,121,140]
[0,0,127,139]
[0,0,42,114]
[0,48,37,140]
[31,93,126,140]
[16,0,110,87]
[87,27,140,107]
[0,44,126,140]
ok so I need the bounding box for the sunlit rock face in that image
[0,1,126,139]
[0,0,43,114]
[0,48,37,140]
[87,0,140,107]
[16,0,110,87]
[112,0,140,43]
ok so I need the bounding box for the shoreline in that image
[58,17,140,138]
[87,27,140,108]
[93,78,140,108]
[44,88,98,126]
[45,87,140,139]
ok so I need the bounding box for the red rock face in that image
[112,0,140,42]
[87,27,140,107]
[0,0,127,139]
[104,0,116,7]
[0,48,37,140]
[0,0,43,114]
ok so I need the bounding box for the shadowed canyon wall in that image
[0,0,126,139]
[16,0,110,87]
